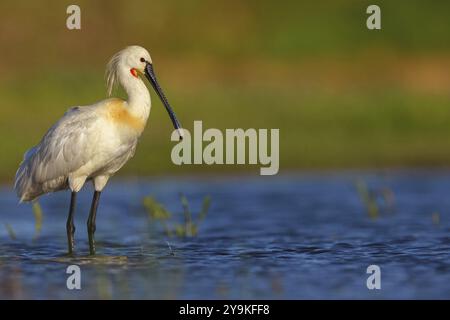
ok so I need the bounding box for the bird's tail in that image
[14,146,38,202]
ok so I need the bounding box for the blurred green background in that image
[1,0,450,181]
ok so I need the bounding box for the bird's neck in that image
[121,74,151,122]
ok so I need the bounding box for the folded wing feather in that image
[15,106,100,201]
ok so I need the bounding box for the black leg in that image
[87,191,101,255]
[66,191,77,255]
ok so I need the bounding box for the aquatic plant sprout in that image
[143,194,211,238]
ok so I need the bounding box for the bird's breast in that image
[104,98,146,134]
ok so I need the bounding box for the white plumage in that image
[15,99,139,201]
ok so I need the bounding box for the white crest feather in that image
[105,49,123,96]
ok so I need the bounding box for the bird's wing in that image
[26,105,101,183]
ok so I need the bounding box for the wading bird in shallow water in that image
[14,46,183,255]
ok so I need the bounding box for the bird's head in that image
[106,45,183,139]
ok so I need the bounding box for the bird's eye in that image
[140,57,145,63]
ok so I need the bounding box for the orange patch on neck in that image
[106,99,145,133]
[130,68,138,78]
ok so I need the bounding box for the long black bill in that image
[145,62,183,140]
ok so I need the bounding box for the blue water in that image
[1,171,450,299]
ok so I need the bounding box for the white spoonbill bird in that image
[14,45,183,255]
